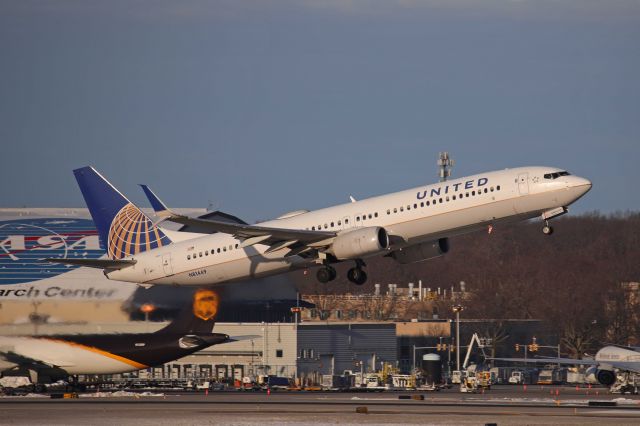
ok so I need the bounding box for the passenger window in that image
[452,195,456,200]
[368,214,372,219]
[356,216,360,221]
[387,209,391,215]
[345,219,349,224]
[235,244,239,249]
[187,255,191,260]
[400,206,404,212]
[205,251,208,256]
[199,252,203,257]
[330,222,334,227]
[407,205,411,210]
[420,202,424,207]
[484,188,488,193]
[472,191,476,196]
[324,224,328,229]
[439,198,443,203]
[497,185,501,191]
[490,187,494,192]
[217,248,221,253]
[446,196,449,202]
[426,201,430,206]
[223,247,227,252]
[374,212,378,217]
[337,220,341,226]
[393,208,397,213]
[413,204,417,209]
[312,226,315,230]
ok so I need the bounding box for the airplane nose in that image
[572,177,592,195]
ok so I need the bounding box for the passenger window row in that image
[387,186,501,215]
[187,243,240,260]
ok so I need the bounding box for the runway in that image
[2,386,640,425]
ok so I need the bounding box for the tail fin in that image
[156,289,219,334]
[73,167,172,260]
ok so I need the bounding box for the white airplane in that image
[492,345,640,391]
[48,166,591,287]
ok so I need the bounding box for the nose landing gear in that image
[541,207,567,235]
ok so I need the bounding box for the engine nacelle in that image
[389,238,450,264]
[585,366,616,386]
[329,227,389,260]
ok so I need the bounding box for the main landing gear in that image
[347,260,367,286]
[542,220,554,235]
[316,265,337,283]
[316,259,368,285]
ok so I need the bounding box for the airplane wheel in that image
[542,225,554,235]
[317,266,336,283]
[347,268,367,285]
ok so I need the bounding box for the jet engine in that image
[389,238,450,264]
[585,366,616,386]
[329,227,389,260]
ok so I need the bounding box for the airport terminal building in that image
[138,322,398,386]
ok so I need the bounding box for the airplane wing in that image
[489,356,597,366]
[45,258,136,270]
[490,357,640,374]
[0,349,74,369]
[140,185,336,253]
[608,362,640,374]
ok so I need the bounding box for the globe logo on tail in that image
[107,203,171,259]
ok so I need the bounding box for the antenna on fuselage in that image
[438,152,454,182]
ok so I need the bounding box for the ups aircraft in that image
[0,289,230,390]
[49,165,591,287]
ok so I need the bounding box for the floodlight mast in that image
[438,152,454,182]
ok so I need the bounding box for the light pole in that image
[452,305,464,371]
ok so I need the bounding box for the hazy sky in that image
[1,1,639,221]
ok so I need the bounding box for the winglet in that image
[140,184,173,218]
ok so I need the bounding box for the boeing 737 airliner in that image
[49,166,591,286]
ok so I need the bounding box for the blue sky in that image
[1,1,639,221]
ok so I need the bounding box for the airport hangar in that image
[0,208,543,384]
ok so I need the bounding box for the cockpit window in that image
[543,171,571,180]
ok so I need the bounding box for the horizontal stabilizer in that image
[46,258,136,270]
[226,335,261,342]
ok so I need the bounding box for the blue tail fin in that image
[73,167,172,259]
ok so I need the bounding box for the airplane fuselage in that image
[107,166,591,286]
[0,333,228,377]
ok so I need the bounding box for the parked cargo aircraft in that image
[492,345,640,390]
[49,166,591,286]
[0,289,230,388]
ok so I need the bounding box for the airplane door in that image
[517,173,529,195]
[162,254,173,275]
